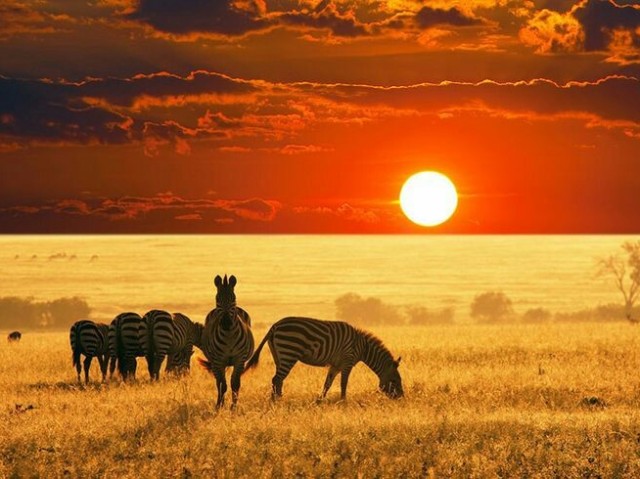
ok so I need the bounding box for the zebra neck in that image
[360,335,394,378]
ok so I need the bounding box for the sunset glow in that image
[0,0,638,233]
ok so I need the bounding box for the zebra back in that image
[111,312,143,357]
[111,312,142,379]
[140,310,174,357]
[70,320,109,362]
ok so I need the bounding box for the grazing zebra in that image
[200,274,254,409]
[245,317,403,401]
[7,331,21,343]
[69,320,111,384]
[165,313,204,374]
[109,312,143,381]
[139,309,175,381]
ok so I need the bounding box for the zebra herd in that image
[69,274,404,408]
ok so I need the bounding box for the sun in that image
[400,171,458,227]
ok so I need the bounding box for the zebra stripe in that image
[139,309,175,381]
[165,313,204,373]
[245,317,404,400]
[201,274,254,409]
[69,320,111,384]
[109,312,143,380]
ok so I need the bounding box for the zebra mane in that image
[356,328,395,363]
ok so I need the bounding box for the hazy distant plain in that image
[0,235,635,324]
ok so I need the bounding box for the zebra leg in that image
[75,355,82,383]
[271,360,297,401]
[230,364,244,410]
[97,355,108,382]
[83,356,93,384]
[321,367,340,399]
[146,355,154,380]
[108,356,117,379]
[214,369,227,409]
[129,356,138,381]
[153,354,165,381]
[339,366,354,400]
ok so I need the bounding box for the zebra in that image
[244,317,404,401]
[7,331,21,343]
[165,313,204,374]
[139,309,176,381]
[69,320,111,384]
[109,312,143,381]
[200,274,254,409]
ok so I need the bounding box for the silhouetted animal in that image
[200,275,254,409]
[165,313,204,374]
[70,320,111,383]
[245,317,403,401]
[7,331,21,343]
[109,312,143,381]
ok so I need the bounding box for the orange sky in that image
[0,0,639,233]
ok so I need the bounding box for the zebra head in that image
[214,274,238,330]
[379,357,403,399]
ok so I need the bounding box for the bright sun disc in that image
[400,171,458,227]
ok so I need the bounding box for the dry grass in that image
[2,323,640,478]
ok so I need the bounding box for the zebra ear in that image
[395,357,402,367]
[229,275,237,287]
[214,275,222,287]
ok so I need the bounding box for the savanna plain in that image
[3,322,640,478]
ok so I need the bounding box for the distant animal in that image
[109,312,143,381]
[200,274,254,409]
[244,317,403,401]
[69,320,111,384]
[7,331,22,343]
[165,313,204,374]
[139,309,177,381]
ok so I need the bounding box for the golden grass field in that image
[2,322,640,478]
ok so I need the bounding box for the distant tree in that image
[407,306,454,325]
[596,241,640,323]
[0,297,41,329]
[522,307,552,323]
[45,297,91,328]
[470,291,514,323]
[334,293,404,326]
[554,303,630,323]
[0,296,92,329]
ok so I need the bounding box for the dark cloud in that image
[126,0,271,37]
[278,1,370,37]
[73,71,256,107]
[573,0,640,51]
[0,76,134,146]
[306,75,640,127]
[0,72,254,151]
[0,193,282,225]
[2,71,638,154]
[415,6,483,29]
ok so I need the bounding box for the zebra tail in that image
[72,330,81,368]
[244,327,272,372]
